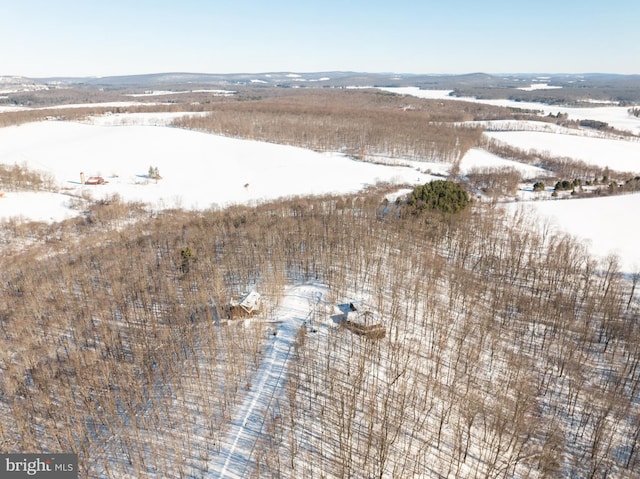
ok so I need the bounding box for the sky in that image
[1,0,639,77]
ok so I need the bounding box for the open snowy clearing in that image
[0,105,29,112]
[0,120,546,224]
[485,130,640,173]
[379,86,640,133]
[360,147,547,179]
[507,193,640,273]
[126,89,234,97]
[461,119,631,140]
[459,147,547,178]
[0,191,84,223]
[0,101,167,113]
[0,120,429,214]
[516,83,563,91]
[83,111,209,127]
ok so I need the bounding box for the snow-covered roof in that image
[231,291,261,313]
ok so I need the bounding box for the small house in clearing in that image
[344,301,385,339]
[226,291,261,319]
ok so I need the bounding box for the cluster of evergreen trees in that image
[406,180,470,214]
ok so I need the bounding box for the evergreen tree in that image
[148,166,161,180]
[407,180,470,214]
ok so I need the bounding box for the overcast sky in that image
[2,0,638,77]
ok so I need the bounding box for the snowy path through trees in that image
[209,283,327,478]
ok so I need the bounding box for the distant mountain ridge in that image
[4,71,639,90]
[2,72,639,105]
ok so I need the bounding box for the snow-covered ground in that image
[84,111,209,127]
[0,101,168,112]
[377,86,455,100]
[126,89,234,97]
[516,82,563,91]
[0,120,546,225]
[461,119,629,139]
[0,191,84,223]
[2,95,640,476]
[485,130,640,172]
[1,103,639,272]
[460,147,547,178]
[0,120,430,222]
[46,101,160,110]
[379,86,640,133]
[0,105,28,112]
[507,194,640,273]
[377,86,640,272]
[210,284,327,478]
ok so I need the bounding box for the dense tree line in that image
[170,90,533,162]
[481,137,637,185]
[0,163,55,191]
[465,166,522,198]
[450,83,640,105]
[0,103,210,128]
[579,119,610,130]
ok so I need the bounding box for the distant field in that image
[484,130,640,173]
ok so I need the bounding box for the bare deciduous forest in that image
[1,192,639,477]
[171,90,526,162]
[1,86,639,478]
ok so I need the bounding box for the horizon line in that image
[2,71,640,80]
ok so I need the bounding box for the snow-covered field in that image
[485,130,640,172]
[0,191,85,223]
[125,89,234,97]
[380,86,640,133]
[509,195,640,273]
[516,82,563,91]
[0,120,430,216]
[379,86,640,272]
[459,147,547,177]
[1,105,639,271]
[84,111,209,127]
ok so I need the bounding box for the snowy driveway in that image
[209,283,327,478]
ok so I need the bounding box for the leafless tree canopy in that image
[170,90,524,162]
[1,190,638,478]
